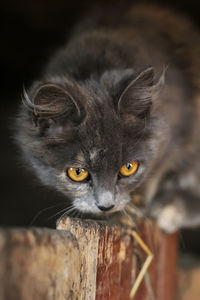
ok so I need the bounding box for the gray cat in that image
[16,4,200,232]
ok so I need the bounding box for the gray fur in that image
[15,4,200,231]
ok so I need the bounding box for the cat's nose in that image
[95,190,115,212]
[96,204,115,212]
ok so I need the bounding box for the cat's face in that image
[17,67,164,216]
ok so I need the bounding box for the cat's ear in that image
[23,82,84,131]
[118,67,161,119]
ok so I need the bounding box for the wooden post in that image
[134,221,178,300]
[0,218,178,300]
[57,217,178,300]
[57,217,135,300]
[0,228,81,300]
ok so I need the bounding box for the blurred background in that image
[0,0,200,256]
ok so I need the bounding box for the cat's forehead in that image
[75,148,108,162]
[76,117,138,165]
[77,146,116,162]
[89,148,100,161]
[75,141,121,171]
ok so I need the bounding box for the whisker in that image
[71,209,78,218]
[29,202,68,225]
[72,210,78,218]
[47,205,74,221]
[57,206,77,221]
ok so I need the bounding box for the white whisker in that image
[47,205,75,221]
[29,202,68,225]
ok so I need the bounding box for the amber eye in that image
[67,167,89,182]
[119,161,139,177]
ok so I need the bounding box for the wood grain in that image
[0,218,178,300]
[57,217,135,300]
[57,217,178,300]
[134,221,178,300]
[0,228,81,300]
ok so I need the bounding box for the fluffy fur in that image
[16,4,200,232]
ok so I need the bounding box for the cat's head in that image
[16,67,165,216]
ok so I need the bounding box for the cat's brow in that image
[73,152,87,166]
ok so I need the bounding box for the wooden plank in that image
[57,217,178,300]
[57,218,135,300]
[0,218,178,300]
[134,222,178,300]
[0,228,81,300]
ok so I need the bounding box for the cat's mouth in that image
[97,207,122,216]
[73,196,130,215]
[75,201,119,214]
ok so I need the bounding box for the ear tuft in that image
[118,67,158,119]
[23,82,84,129]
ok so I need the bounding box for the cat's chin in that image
[72,210,123,222]
[75,205,121,216]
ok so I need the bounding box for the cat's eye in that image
[119,161,139,177]
[67,167,89,182]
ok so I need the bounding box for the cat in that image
[16,4,200,233]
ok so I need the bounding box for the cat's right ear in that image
[118,67,165,119]
[23,82,85,131]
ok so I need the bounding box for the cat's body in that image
[16,4,200,232]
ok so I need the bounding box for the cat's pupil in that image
[126,163,131,170]
[76,168,82,175]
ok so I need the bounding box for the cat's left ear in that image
[23,81,85,133]
[118,67,164,119]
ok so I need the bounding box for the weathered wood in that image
[134,221,178,300]
[0,228,81,300]
[57,217,178,300]
[57,218,135,300]
[0,219,178,300]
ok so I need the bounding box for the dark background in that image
[0,0,200,254]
